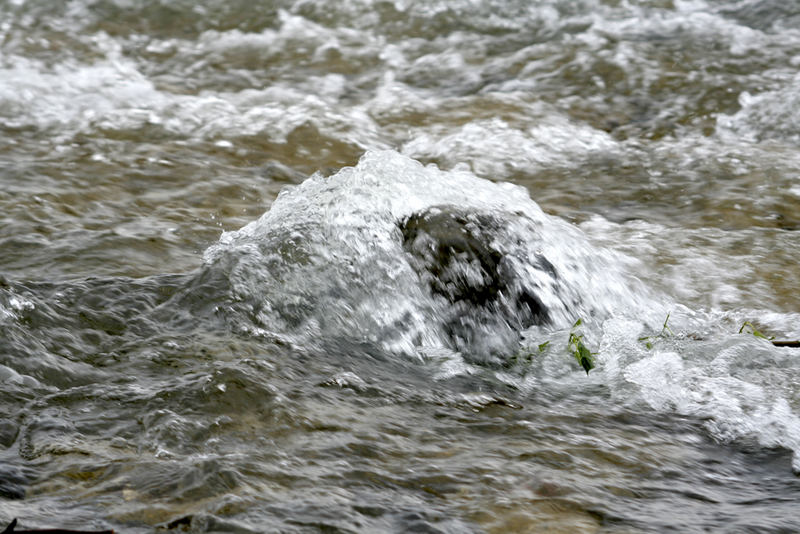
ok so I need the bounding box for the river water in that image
[2,1,800,532]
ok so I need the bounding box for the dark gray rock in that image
[400,205,553,359]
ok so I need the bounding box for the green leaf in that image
[567,322,595,375]
[538,341,550,353]
[739,321,774,340]
[577,344,595,375]
[738,322,748,334]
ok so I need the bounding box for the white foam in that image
[586,315,800,471]
[205,150,650,358]
[0,23,385,149]
[402,112,621,177]
[624,339,800,471]
[0,291,34,324]
[580,214,800,313]
[716,74,800,144]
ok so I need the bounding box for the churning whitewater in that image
[3,0,800,532]
[197,151,800,474]
[202,150,651,360]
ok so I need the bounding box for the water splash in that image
[203,150,652,362]
[200,150,800,471]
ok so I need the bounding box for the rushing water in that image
[2,0,800,532]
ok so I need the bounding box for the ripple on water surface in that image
[2,0,800,532]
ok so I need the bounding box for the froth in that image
[204,150,649,360]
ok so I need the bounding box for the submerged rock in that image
[400,205,554,357]
[200,150,644,361]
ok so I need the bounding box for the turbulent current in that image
[2,1,800,533]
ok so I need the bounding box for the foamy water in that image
[2,1,800,532]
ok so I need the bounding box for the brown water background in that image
[2,1,800,532]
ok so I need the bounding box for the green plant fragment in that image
[567,324,595,375]
[576,344,594,374]
[739,321,774,340]
[639,312,673,350]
